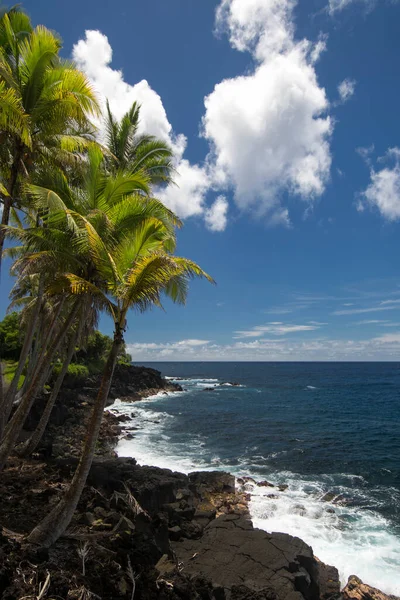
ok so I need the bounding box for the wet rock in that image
[238,476,257,485]
[321,492,336,502]
[278,484,288,492]
[342,575,399,600]
[202,387,215,392]
[257,480,275,488]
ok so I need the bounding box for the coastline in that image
[0,364,398,600]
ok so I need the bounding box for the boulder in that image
[342,575,400,600]
[172,513,339,600]
[189,471,236,495]
[257,480,275,488]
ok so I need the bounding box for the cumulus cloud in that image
[234,322,322,338]
[72,30,223,230]
[126,332,400,361]
[374,332,400,344]
[359,147,400,221]
[127,339,210,358]
[204,196,229,232]
[337,78,356,103]
[202,0,332,223]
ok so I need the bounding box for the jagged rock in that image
[321,492,336,502]
[257,480,274,487]
[189,471,236,495]
[107,364,182,402]
[342,575,399,600]
[172,513,337,600]
[315,558,340,600]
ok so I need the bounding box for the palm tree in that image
[0,145,178,466]
[0,8,100,274]
[104,100,174,185]
[28,214,214,546]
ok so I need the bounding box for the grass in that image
[1,360,25,389]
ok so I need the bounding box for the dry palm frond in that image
[67,585,101,600]
[76,541,90,576]
[110,483,147,518]
[126,557,139,600]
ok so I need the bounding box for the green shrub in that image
[53,362,89,382]
[0,313,23,361]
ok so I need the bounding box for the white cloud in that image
[234,322,322,338]
[157,160,210,219]
[380,298,400,305]
[127,333,400,361]
[333,305,398,315]
[127,338,210,357]
[72,31,225,229]
[374,332,400,344]
[204,196,229,232]
[354,319,389,325]
[202,0,332,223]
[328,0,399,14]
[328,0,371,14]
[359,147,400,221]
[337,78,356,103]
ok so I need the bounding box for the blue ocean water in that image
[111,362,400,595]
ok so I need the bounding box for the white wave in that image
[306,385,317,390]
[247,476,400,596]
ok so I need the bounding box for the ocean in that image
[110,362,400,595]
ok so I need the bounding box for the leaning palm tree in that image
[0,9,100,273]
[0,146,179,466]
[104,100,174,185]
[28,215,213,546]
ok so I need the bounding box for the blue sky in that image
[2,0,400,361]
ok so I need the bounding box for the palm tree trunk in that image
[0,283,44,439]
[0,299,80,471]
[20,316,82,457]
[0,364,4,431]
[17,298,65,402]
[28,326,123,547]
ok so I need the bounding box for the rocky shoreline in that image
[0,365,398,600]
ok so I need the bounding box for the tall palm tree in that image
[104,100,174,185]
[28,213,214,546]
[0,146,179,467]
[0,9,100,273]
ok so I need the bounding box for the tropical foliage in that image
[0,6,213,547]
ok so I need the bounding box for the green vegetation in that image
[0,6,213,548]
[0,313,22,361]
[2,360,24,388]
